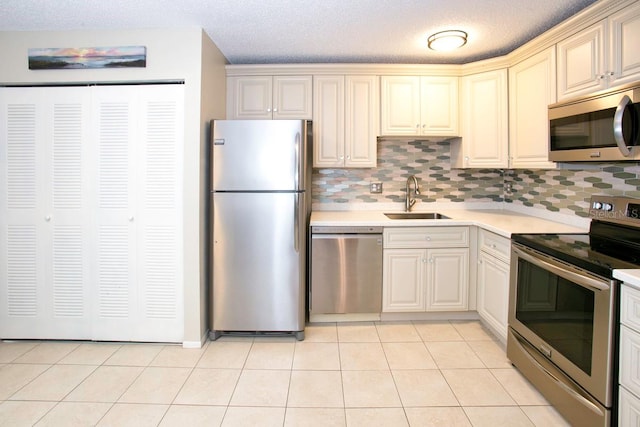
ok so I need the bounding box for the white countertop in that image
[310,208,588,238]
[614,270,640,290]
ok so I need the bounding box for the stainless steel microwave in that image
[549,82,640,162]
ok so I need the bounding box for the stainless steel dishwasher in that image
[310,226,383,315]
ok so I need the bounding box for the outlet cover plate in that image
[370,182,383,193]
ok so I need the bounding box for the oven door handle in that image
[513,246,609,292]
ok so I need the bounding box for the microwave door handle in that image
[513,246,609,292]
[613,95,632,156]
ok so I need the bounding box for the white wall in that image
[0,27,228,345]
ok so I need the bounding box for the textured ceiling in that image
[0,0,598,64]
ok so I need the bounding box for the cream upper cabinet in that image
[380,76,458,137]
[557,2,640,100]
[609,2,640,87]
[509,47,557,169]
[452,69,508,168]
[313,75,379,168]
[227,75,312,119]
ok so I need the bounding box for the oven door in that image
[508,243,616,407]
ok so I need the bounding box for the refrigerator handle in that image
[294,193,299,253]
[294,132,300,190]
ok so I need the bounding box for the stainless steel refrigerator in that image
[210,119,311,340]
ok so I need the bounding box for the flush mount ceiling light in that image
[427,30,468,51]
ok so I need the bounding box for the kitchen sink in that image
[384,212,450,220]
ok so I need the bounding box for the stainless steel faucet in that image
[405,175,420,212]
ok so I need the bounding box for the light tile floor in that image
[0,320,571,427]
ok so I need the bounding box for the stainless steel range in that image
[508,195,640,427]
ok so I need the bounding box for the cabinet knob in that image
[45,215,51,222]
[426,236,431,241]
[340,155,344,160]
[129,216,135,222]
[346,155,351,160]
[416,124,420,128]
[267,108,272,112]
[273,108,278,112]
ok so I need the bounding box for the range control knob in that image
[602,203,613,211]
[593,202,603,210]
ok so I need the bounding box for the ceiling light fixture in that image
[427,30,468,51]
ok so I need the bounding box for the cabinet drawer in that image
[620,325,640,400]
[479,228,510,263]
[621,285,640,331]
[619,386,640,427]
[384,227,469,248]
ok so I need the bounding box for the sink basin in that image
[384,212,450,220]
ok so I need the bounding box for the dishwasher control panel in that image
[311,226,383,234]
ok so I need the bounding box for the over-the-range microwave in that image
[549,82,640,162]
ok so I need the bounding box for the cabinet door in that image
[0,87,93,339]
[345,75,379,168]
[557,21,607,100]
[609,2,640,87]
[477,252,509,341]
[509,47,557,169]
[227,76,273,119]
[426,248,468,311]
[455,69,508,168]
[313,76,345,167]
[618,387,640,427]
[273,76,312,119]
[92,85,184,343]
[420,77,459,136]
[380,76,421,136]
[383,249,426,312]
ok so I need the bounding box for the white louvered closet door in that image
[91,85,184,342]
[1,84,183,342]
[0,87,93,339]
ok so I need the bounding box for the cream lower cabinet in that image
[383,227,469,312]
[619,284,640,425]
[476,229,511,342]
[476,229,511,341]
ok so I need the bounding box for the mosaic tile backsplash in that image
[311,138,640,218]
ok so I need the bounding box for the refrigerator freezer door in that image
[212,120,309,191]
[212,192,306,332]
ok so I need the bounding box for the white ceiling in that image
[0,0,598,64]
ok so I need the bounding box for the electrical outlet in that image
[370,182,383,193]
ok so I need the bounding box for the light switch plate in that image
[370,182,383,193]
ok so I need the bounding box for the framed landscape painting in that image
[28,46,146,70]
